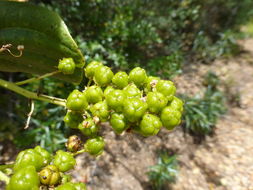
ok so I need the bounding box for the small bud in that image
[93,116,100,124]
[66,135,82,152]
[17,45,24,51]
[150,79,158,89]
[61,174,72,184]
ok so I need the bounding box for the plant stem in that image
[15,70,61,86]
[72,149,86,156]
[0,164,14,171]
[0,78,66,107]
[87,79,92,87]
[0,171,9,184]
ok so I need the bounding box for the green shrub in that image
[147,152,178,190]
[34,0,252,71]
[181,72,226,135]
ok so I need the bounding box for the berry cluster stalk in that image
[0,78,66,107]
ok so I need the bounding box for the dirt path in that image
[171,39,253,190]
[73,39,253,190]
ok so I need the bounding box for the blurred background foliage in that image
[181,71,226,137]
[1,0,253,152]
[147,151,178,190]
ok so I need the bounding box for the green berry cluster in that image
[63,61,184,153]
[7,146,86,190]
[58,58,76,75]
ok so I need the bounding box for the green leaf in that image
[0,1,85,83]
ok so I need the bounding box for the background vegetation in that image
[1,0,253,152]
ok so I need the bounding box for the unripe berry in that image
[55,183,76,190]
[110,113,127,134]
[85,61,103,79]
[106,89,126,112]
[63,111,83,129]
[61,174,72,184]
[53,150,76,172]
[146,92,168,113]
[123,98,148,122]
[169,96,184,112]
[84,85,103,104]
[156,80,176,101]
[55,182,87,190]
[7,166,39,190]
[66,90,88,111]
[90,101,109,122]
[74,182,87,190]
[145,76,160,93]
[39,165,61,186]
[128,67,147,87]
[94,66,114,87]
[78,118,99,137]
[34,146,52,166]
[104,86,114,97]
[123,84,142,99]
[112,71,128,89]
[161,106,182,130]
[13,149,45,172]
[84,136,105,156]
[58,58,75,75]
[140,114,162,136]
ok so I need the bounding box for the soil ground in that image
[71,38,253,190]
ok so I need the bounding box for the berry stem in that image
[15,70,61,86]
[0,78,66,107]
[0,164,14,171]
[87,79,92,87]
[72,149,86,156]
[0,171,9,184]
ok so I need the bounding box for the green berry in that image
[13,149,45,172]
[110,113,127,134]
[112,71,128,89]
[53,150,76,172]
[128,67,147,87]
[94,66,114,87]
[106,89,126,112]
[123,98,148,122]
[66,90,88,112]
[78,118,99,137]
[61,174,72,184]
[85,61,103,79]
[84,136,105,156]
[169,96,184,112]
[146,92,168,113]
[55,182,76,190]
[7,166,39,190]
[161,106,182,130]
[104,86,114,97]
[58,58,75,75]
[39,165,61,186]
[145,76,160,93]
[140,114,162,136]
[123,84,142,98]
[90,101,109,122]
[56,182,87,190]
[34,146,52,166]
[156,80,176,101]
[74,182,87,190]
[85,85,103,104]
[64,111,83,129]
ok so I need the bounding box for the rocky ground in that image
[71,39,253,190]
